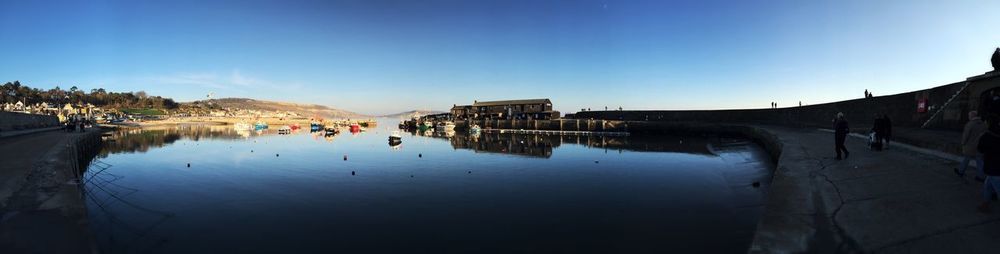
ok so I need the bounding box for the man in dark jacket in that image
[976,119,1000,213]
[834,112,850,160]
[872,114,885,150]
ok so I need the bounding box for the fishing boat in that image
[278,126,292,135]
[349,123,361,133]
[254,121,268,130]
[310,122,323,132]
[324,127,339,135]
[435,121,455,132]
[389,131,402,142]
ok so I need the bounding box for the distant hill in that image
[184,98,370,119]
[380,110,446,119]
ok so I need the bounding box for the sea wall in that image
[573,72,1000,131]
[0,112,60,131]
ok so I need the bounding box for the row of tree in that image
[1,80,179,109]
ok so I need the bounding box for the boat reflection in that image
[411,130,721,158]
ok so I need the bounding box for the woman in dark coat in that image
[835,112,850,160]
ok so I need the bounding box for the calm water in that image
[83,120,774,253]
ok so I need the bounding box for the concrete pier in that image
[0,127,102,254]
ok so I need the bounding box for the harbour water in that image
[83,119,774,253]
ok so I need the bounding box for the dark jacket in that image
[835,119,849,137]
[872,117,885,135]
[977,132,1000,176]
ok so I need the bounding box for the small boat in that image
[418,121,432,131]
[254,121,268,130]
[310,122,323,132]
[469,124,481,134]
[278,126,292,134]
[435,121,455,132]
[290,123,301,130]
[389,131,402,142]
[349,123,361,133]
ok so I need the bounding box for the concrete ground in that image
[0,128,98,254]
[750,126,1000,253]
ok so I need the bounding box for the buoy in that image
[251,150,254,153]
[410,175,414,178]
[187,163,190,167]
[343,155,347,161]
[351,171,355,175]
[418,153,422,158]
[276,154,279,157]
[467,171,471,174]
[595,160,599,164]
[752,182,761,188]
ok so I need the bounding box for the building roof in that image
[451,105,471,110]
[472,99,551,107]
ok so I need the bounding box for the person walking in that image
[834,112,850,160]
[957,111,988,181]
[871,114,885,150]
[976,119,1000,213]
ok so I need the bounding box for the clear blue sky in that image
[1,0,998,115]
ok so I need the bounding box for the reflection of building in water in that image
[438,131,724,157]
[448,132,559,158]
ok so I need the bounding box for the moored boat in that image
[389,131,402,142]
[278,126,292,134]
[435,121,455,132]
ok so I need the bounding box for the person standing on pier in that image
[957,111,988,181]
[976,120,1000,213]
[834,112,850,160]
[992,47,999,72]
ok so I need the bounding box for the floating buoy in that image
[467,171,471,174]
[251,150,254,153]
[276,154,279,157]
[410,175,414,178]
[418,153,422,158]
[752,182,761,188]
[595,160,599,164]
[351,171,355,175]
[187,163,190,167]
[343,155,347,161]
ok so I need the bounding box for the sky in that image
[1,0,998,115]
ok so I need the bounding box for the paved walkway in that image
[0,128,97,254]
[750,126,1000,253]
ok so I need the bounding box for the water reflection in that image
[412,130,723,158]
[85,123,774,253]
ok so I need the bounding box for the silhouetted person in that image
[872,114,885,150]
[957,111,987,181]
[992,47,1000,72]
[834,112,850,160]
[976,119,1000,213]
[865,89,869,98]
